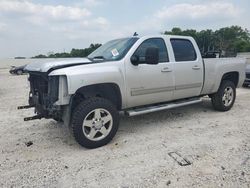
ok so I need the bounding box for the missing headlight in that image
[48,76,59,105]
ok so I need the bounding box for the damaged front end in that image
[18,72,62,121]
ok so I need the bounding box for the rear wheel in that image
[211,80,236,111]
[71,97,119,149]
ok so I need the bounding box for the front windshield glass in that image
[88,37,139,61]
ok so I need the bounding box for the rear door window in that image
[170,39,197,62]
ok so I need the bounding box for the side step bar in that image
[125,97,202,116]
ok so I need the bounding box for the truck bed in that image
[201,57,246,95]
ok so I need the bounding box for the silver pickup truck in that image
[21,35,246,148]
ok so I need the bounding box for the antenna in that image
[133,32,138,36]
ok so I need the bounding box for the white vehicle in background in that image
[20,35,246,148]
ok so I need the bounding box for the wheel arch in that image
[221,71,239,87]
[71,83,122,113]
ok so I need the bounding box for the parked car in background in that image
[243,64,250,87]
[9,65,27,75]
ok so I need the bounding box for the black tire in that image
[211,80,236,111]
[71,97,119,149]
[53,117,63,122]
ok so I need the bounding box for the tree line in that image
[164,26,250,56]
[33,25,250,58]
[33,43,102,58]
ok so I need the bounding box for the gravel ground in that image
[0,68,249,188]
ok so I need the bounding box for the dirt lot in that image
[0,68,249,188]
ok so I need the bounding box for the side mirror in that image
[130,55,139,66]
[145,47,159,65]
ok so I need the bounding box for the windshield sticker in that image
[111,49,119,57]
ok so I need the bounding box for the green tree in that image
[32,43,102,58]
[164,25,250,56]
[32,54,47,58]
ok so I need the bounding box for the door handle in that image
[161,67,172,72]
[192,65,201,70]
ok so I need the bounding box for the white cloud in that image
[79,17,109,27]
[130,2,242,33]
[0,0,248,58]
[0,0,91,23]
[154,2,240,26]
[0,0,111,57]
[48,16,110,41]
[93,17,109,26]
[0,0,109,37]
[155,2,239,21]
[82,0,102,7]
[0,22,6,30]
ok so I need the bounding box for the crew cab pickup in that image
[21,35,246,148]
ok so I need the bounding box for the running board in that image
[125,98,202,116]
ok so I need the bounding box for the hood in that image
[246,64,250,73]
[24,58,92,72]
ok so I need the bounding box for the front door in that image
[125,38,174,108]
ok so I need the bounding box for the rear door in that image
[125,37,174,108]
[170,38,203,99]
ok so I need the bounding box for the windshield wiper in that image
[92,56,105,60]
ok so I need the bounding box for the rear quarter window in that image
[170,39,197,62]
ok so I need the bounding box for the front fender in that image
[49,63,126,108]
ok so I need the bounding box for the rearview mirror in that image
[145,47,159,65]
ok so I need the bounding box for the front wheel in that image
[211,80,236,111]
[71,97,119,149]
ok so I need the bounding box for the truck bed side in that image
[201,58,246,95]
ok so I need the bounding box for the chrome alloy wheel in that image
[82,108,113,141]
[222,86,234,107]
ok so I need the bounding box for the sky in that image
[0,0,249,58]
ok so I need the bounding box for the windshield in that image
[88,37,139,61]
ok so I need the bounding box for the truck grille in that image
[29,72,48,105]
[246,73,250,79]
[27,72,59,118]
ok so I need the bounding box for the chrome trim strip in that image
[175,83,202,90]
[131,83,202,96]
[131,86,175,96]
